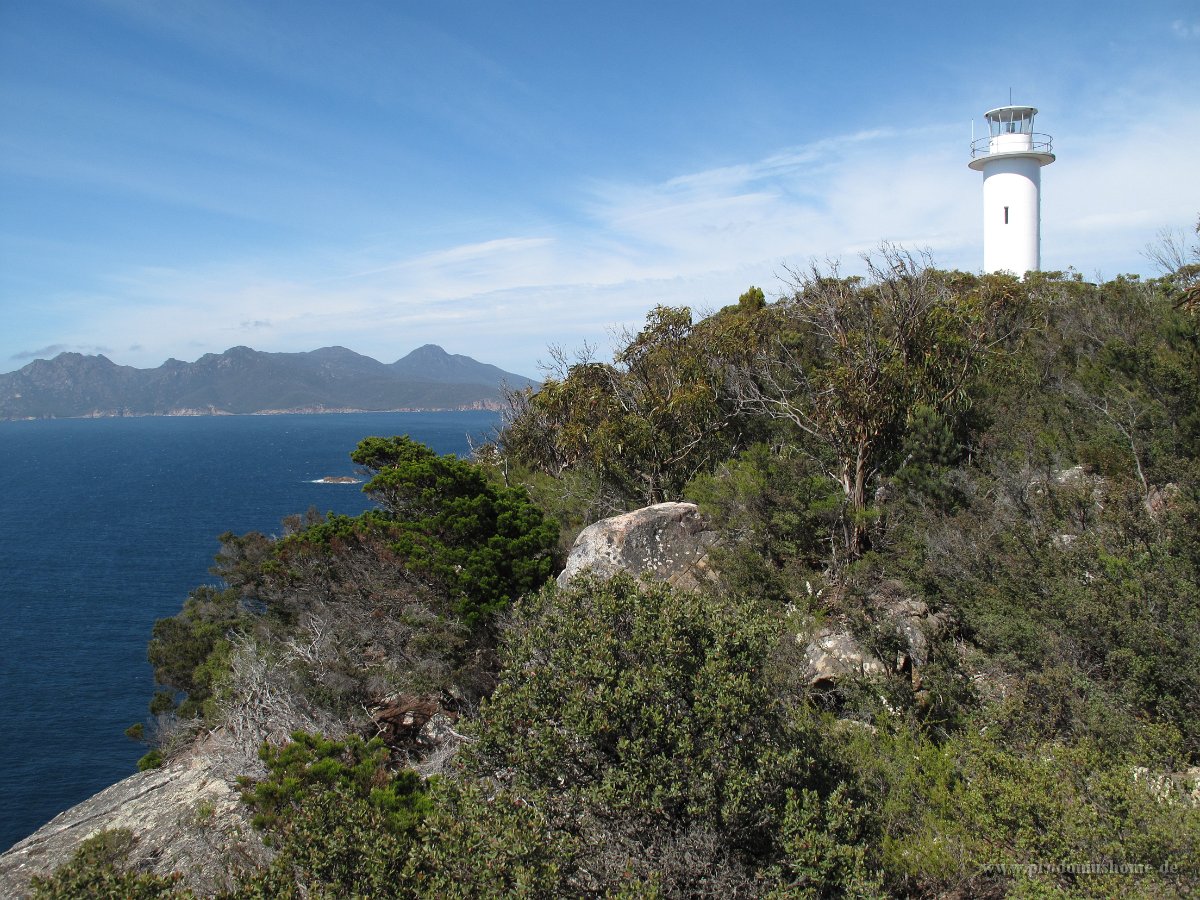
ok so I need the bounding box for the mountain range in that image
[0,345,537,419]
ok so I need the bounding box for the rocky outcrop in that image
[1133,766,1200,807]
[802,628,887,686]
[557,502,719,592]
[1145,482,1180,519]
[799,580,947,691]
[0,747,269,898]
[871,580,948,677]
[1033,466,1182,542]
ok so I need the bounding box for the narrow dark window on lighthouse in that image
[1004,206,1010,224]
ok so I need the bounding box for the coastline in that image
[0,400,506,422]
[0,411,500,853]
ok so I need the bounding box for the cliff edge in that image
[0,743,269,897]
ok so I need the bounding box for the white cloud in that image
[1044,97,1200,276]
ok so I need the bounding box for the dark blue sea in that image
[0,411,499,851]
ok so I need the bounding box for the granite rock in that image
[0,745,269,897]
[557,502,719,591]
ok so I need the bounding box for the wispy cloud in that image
[93,0,539,151]
[582,125,976,278]
[1171,19,1200,39]
[329,238,557,290]
[1043,96,1200,276]
[14,124,964,373]
[10,343,113,362]
[11,344,70,361]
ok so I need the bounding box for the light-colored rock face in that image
[802,628,888,685]
[870,580,947,674]
[557,502,719,592]
[798,580,946,691]
[1145,482,1180,519]
[0,747,269,898]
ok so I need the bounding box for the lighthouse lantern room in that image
[968,105,1055,275]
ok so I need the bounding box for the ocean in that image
[0,411,500,852]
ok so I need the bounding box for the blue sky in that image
[2,1,1197,377]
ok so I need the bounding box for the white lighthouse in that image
[968,105,1055,275]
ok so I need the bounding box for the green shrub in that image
[283,435,560,627]
[136,749,164,771]
[234,733,431,897]
[468,574,793,830]
[767,784,885,898]
[145,584,243,721]
[231,732,575,899]
[687,443,843,602]
[464,573,878,895]
[402,780,576,898]
[918,476,1200,752]
[843,722,1200,898]
[242,732,431,837]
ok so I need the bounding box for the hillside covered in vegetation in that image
[27,228,1200,898]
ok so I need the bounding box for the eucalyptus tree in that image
[501,304,758,508]
[731,247,1005,560]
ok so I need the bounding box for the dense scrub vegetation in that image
[65,227,1200,897]
[134,435,558,773]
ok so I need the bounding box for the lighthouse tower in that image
[968,105,1055,275]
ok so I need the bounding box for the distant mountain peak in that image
[49,351,115,364]
[391,344,530,386]
[400,344,451,360]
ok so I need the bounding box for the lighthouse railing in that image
[970,134,1054,159]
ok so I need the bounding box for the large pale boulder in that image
[0,746,269,897]
[557,501,719,591]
